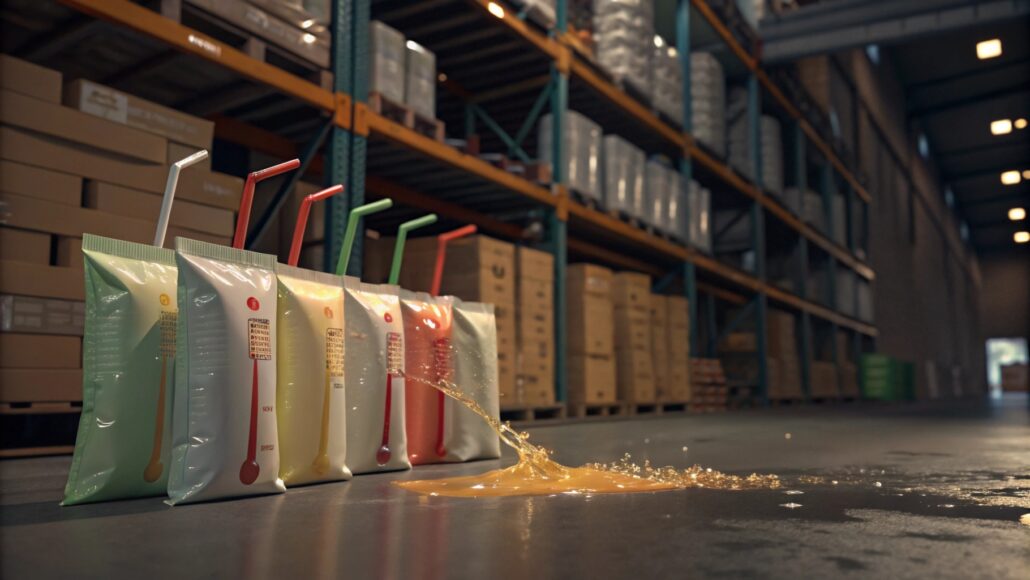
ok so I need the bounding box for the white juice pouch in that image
[168,238,285,504]
[446,299,502,461]
[276,264,351,485]
[344,279,410,474]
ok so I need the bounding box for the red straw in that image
[288,185,344,266]
[232,159,302,249]
[431,225,477,296]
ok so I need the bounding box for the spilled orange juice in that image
[395,374,781,497]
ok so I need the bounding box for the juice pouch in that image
[276,264,351,485]
[446,299,502,461]
[62,234,178,505]
[400,290,454,464]
[344,279,410,474]
[168,238,285,504]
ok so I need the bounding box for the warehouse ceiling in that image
[892,17,1030,254]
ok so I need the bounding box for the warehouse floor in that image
[2,396,1028,578]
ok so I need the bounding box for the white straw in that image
[154,150,209,247]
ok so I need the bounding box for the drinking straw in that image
[334,199,394,276]
[232,159,302,249]
[430,225,477,296]
[153,150,209,248]
[388,214,438,285]
[287,185,344,267]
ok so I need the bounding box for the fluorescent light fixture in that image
[300,19,316,29]
[654,35,664,48]
[302,33,316,44]
[406,40,426,53]
[1015,231,1030,244]
[1016,118,1028,130]
[976,39,1002,60]
[991,119,1013,135]
[1009,207,1027,221]
[1001,170,1021,185]
[487,1,505,18]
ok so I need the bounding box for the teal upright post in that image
[793,122,812,401]
[324,0,353,273]
[549,1,569,403]
[748,74,769,404]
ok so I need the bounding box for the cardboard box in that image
[184,0,331,67]
[840,362,860,397]
[810,361,839,398]
[613,307,651,352]
[651,295,670,400]
[168,141,212,171]
[518,276,553,309]
[1,295,85,336]
[720,332,757,352]
[402,235,516,296]
[0,368,83,403]
[667,358,692,401]
[517,246,553,282]
[567,263,613,298]
[0,262,84,301]
[86,182,234,237]
[1,89,167,165]
[612,272,651,311]
[0,55,62,104]
[55,237,82,270]
[0,334,80,369]
[615,348,656,403]
[63,79,213,149]
[517,304,552,345]
[0,160,82,207]
[568,293,614,355]
[0,126,167,193]
[568,353,616,404]
[767,310,797,358]
[0,192,154,242]
[667,294,689,329]
[0,227,50,264]
[175,168,244,211]
[768,356,803,399]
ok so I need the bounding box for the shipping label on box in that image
[568,263,613,298]
[1,295,85,336]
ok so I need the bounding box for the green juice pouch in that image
[62,234,179,505]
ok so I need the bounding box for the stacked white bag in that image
[688,180,712,253]
[761,115,784,195]
[665,172,688,241]
[602,134,646,218]
[593,0,653,97]
[645,159,669,229]
[538,110,603,202]
[727,86,753,181]
[370,21,406,104]
[690,52,726,157]
[651,38,683,126]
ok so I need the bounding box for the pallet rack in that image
[7,0,879,427]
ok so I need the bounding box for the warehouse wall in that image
[812,49,986,396]
[979,254,1030,340]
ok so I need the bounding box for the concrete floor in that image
[2,396,1028,579]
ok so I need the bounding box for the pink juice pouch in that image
[400,290,454,465]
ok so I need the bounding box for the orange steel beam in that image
[365,175,525,240]
[466,0,563,60]
[689,0,757,70]
[58,0,337,114]
[568,57,686,149]
[696,282,749,305]
[567,238,666,277]
[362,106,558,209]
[211,114,325,174]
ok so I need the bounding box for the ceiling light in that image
[1009,207,1027,221]
[654,35,664,48]
[487,1,505,18]
[1001,170,1021,185]
[976,39,1002,60]
[300,19,316,29]
[301,33,317,44]
[1024,170,1030,180]
[1016,118,1028,130]
[438,73,447,82]
[991,119,1012,135]
[1015,231,1030,244]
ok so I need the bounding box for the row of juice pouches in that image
[61,155,502,506]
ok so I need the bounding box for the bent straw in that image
[430,225,477,296]
[232,159,302,249]
[154,150,209,247]
[388,214,438,286]
[287,185,344,266]
[334,199,394,276]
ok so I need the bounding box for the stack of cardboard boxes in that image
[613,273,654,404]
[0,55,244,413]
[515,247,555,406]
[396,235,518,404]
[650,295,670,399]
[837,331,860,398]
[810,361,840,398]
[767,310,802,400]
[690,358,728,410]
[567,264,616,406]
[665,295,692,401]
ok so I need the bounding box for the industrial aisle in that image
[2,397,1028,578]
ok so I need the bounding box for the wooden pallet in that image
[689,403,728,413]
[499,403,566,423]
[164,0,332,86]
[567,401,627,418]
[658,400,691,414]
[607,208,645,230]
[369,92,445,142]
[627,402,660,415]
[769,397,804,407]
[569,189,603,211]
[0,402,82,415]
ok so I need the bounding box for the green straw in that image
[388,214,438,285]
[335,199,394,276]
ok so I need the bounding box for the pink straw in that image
[232,159,301,249]
[288,185,344,266]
